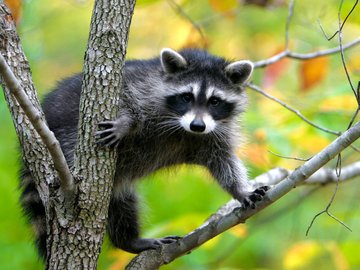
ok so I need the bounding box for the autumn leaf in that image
[208,0,238,16]
[228,224,248,238]
[108,250,136,270]
[242,143,269,169]
[263,48,290,88]
[320,94,357,112]
[284,241,349,270]
[181,27,209,50]
[4,0,21,24]
[284,241,322,269]
[299,56,329,92]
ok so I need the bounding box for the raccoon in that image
[20,48,269,258]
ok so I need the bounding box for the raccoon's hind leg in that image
[108,191,180,253]
[20,168,47,259]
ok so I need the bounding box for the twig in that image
[167,0,207,46]
[284,0,295,50]
[253,37,360,68]
[268,149,311,162]
[306,154,352,235]
[337,0,359,100]
[318,0,359,41]
[247,83,342,136]
[0,53,74,193]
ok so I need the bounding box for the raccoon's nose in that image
[190,119,206,133]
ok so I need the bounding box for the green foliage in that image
[1,0,360,269]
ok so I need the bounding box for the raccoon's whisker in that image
[156,121,182,137]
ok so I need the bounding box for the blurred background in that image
[0,0,360,269]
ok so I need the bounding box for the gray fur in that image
[20,48,268,258]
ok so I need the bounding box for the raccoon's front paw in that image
[241,186,270,209]
[95,120,122,148]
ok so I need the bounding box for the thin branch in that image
[0,53,74,192]
[268,149,311,162]
[306,154,352,235]
[337,0,358,100]
[247,83,342,136]
[284,0,295,50]
[126,123,360,269]
[318,0,359,41]
[252,161,360,187]
[348,106,360,130]
[167,0,207,47]
[253,37,360,68]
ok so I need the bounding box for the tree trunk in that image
[47,0,135,268]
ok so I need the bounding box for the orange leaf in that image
[263,48,290,88]
[4,0,22,24]
[208,0,238,15]
[299,56,329,92]
[181,27,209,50]
[242,143,269,168]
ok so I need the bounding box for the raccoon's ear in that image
[225,60,254,85]
[160,48,187,73]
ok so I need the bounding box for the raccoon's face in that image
[161,48,253,135]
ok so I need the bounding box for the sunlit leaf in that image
[242,143,269,169]
[228,224,248,239]
[181,27,209,49]
[284,241,349,270]
[299,56,329,92]
[320,94,357,112]
[284,241,322,269]
[4,0,21,24]
[208,0,238,15]
[326,242,349,270]
[289,126,330,153]
[108,250,135,270]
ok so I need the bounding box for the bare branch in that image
[318,0,359,41]
[247,83,342,136]
[306,154,352,235]
[284,0,295,50]
[267,149,311,162]
[253,37,360,68]
[337,0,359,100]
[0,53,74,193]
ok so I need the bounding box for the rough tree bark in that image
[47,0,135,268]
[0,0,135,269]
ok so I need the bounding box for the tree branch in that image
[46,0,136,268]
[247,83,342,136]
[126,122,360,269]
[0,3,54,209]
[0,53,74,192]
[253,37,360,68]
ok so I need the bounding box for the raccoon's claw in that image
[241,186,270,209]
[96,121,121,148]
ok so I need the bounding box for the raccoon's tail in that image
[19,167,47,259]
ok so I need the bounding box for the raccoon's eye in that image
[209,97,221,106]
[181,93,193,103]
